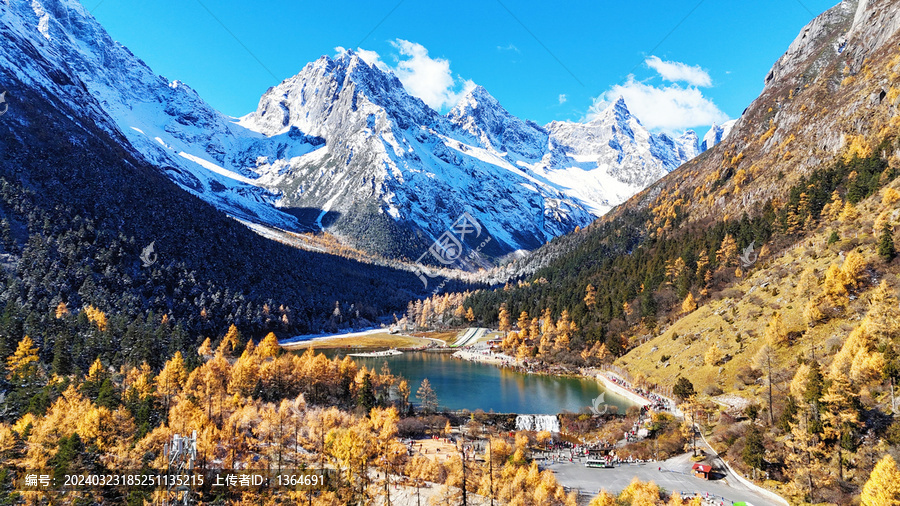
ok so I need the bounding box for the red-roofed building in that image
[692,463,712,480]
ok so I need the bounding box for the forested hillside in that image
[449,1,900,502]
[461,0,900,361]
[0,69,456,381]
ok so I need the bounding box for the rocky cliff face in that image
[609,0,900,229]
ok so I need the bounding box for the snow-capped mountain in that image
[2,0,726,264]
[447,85,549,161]
[0,0,321,232]
[542,98,702,214]
[238,53,594,259]
[700,120,738,151]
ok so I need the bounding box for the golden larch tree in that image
[704,342,723,366]
[218,324,241,358]
[6,335,40,379]
[256,332,281,359]
[764,312,788,347]
[883,187,900,206]
[840,250,866,289]
[681,292,697,313]
[229,347,261,396]
[840,201,859,222]
[156,351,188,394]
[619,477,661,505]
[823,264,849,303]
[516,311,530,340]
[862,454,900,505]
[822,190,843,221]
[83,305,108,331]
[716,234,738,269]
[584,284,597,310]
[197,337,213,358]
[86,357,107,383]
[498,304,511,333]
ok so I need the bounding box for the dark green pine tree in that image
[673,376,696,402]
[49,433,85,483]
[96,378,119,410]
[742,424,767,472]
[878,223,896,261]
[51,332,71,376]
[804,362,826,435]
[356,372,376,412]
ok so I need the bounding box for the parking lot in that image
[546,452,781,506]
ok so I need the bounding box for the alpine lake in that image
[308,349,635,416]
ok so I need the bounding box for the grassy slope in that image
[616,178,893,401]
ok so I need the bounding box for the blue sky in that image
[89,0,837,134]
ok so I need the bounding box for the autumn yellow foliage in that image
[843,134,872,162]
[682,292,698,314]
[83,304,108,331]
[862,455,900,505]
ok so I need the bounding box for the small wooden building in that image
[692,463,712,480]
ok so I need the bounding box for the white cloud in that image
[357,49,390,72]
[586,56,727,131]
[497,43,520,53]
[333,46,389,72]
[644,56,712,87]
[588,77,728,131]
[388,39,475,111]
[336,41,474,111]
[558,94,567,105]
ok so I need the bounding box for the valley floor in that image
[279,329,441,350]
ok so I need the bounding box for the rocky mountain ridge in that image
[2,0,734,266]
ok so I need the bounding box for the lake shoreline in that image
[449,347,680,415]
[279,329,446,350]
[449,348,650,413]
[338,349,636,415]
[283,330,655,414]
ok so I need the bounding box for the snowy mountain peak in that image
[592,96,636,125]
[242,47,438,140]
[700,119,737,151]
[611,95,631,113]
[654,130,701,165]
[448,85,548,160]
[543,94,703,209]
[460,84,495,104]
[450,85,498,119]
[677,130,700,148]
[676,130,701,159]
[573,96,647,147]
